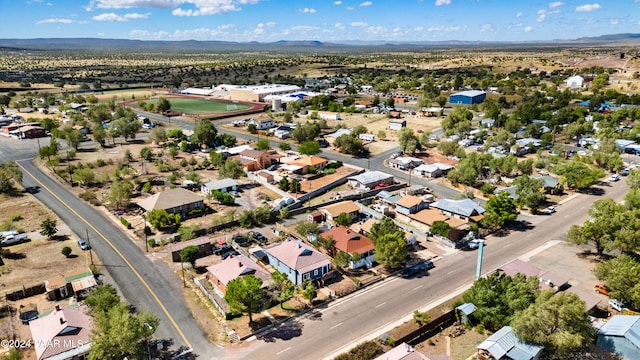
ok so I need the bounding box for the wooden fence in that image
[395,310,456,345]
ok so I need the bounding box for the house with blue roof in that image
[431,199,485,222]
[477,326,543,360]
[597,315,640,359]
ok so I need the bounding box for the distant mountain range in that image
[0,33,638,52]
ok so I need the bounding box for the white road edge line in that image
[375,302,386,308]
[413,285,423,290]
[447,270,456,275]
[277,347,292,355]
[330,322,343,330]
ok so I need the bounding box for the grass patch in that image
[147,97,252,114]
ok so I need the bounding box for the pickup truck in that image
[1,233,28,246]
[400,262,429,278]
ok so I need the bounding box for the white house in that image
[566,75,585,89]
[318,112,341,121]
[388,119,407,131]
[248,118,275,130]
[359,133,375,142]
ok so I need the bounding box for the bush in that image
[61,246,72,257]
[323,168,336,175]
[148,238,156,248]
[9,214,22,222]
[96,158,107,167]
[90,264,100,275]
[120,217,132,229]
[333,340,384,360]
[326,161,343,169]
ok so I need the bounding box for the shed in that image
[388,119,406,131]
[449,90,487,105]
[456,302,477,325]
[167,237,213,262]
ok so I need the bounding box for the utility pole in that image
[66,149,72,185]
[85,229,94,266]
[181,257,186,287]
[142,215,148,252]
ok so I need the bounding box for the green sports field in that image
[149,97,252,114]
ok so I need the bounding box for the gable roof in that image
[264,238,331,274]
[320,226,374,255]
[348,171,393,185]
[137,188,204,212]
[431,199,485,217]
[206,254,270,288]
[29,305,93,360]
[202,178,238,191]
[409,208,448,225]
[373,342,432,360]
[477,326,543,360]
[395,195,424,209]
[321,200,361,218]
[239,149,268,159]
[535,175,559,188]
[290,156,328,167]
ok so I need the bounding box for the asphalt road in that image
[0,137,219,359]
[230,179,629,360]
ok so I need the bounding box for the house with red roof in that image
[206,255,271,296]
[264,238,332,287]
[29,304,93,360]
[320,226,375,269]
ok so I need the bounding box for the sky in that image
[2,0,639,42]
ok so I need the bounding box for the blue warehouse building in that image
[449,90,487,105]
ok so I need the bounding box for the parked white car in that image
[609,299,624,312]
[609,174,620,182]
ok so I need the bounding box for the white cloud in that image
[516,12,523,18]
[36,18,74,24]
[334,22,345,29]
[549,2,564,8]
[92,12,148,21]
[90,0,260,16]
[347,6,354,10]
[333,1,342,4]
[124,12,149,19]
[359,1,372,7]
[610,18,619,25]
[575,3,601,12]
[480,23,494,33]
[525,26,533,32]
[299,8,316,13]
[351,21,368,27]
[435,0,451,5]
[537,9,546,22]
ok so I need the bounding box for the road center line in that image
[330,322,343,330]
[375,302,386,308]
[448,270,456,275]
[413,285,423,290]
[277,347,292,355]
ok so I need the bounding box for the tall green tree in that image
[369,217,402,243]
[397,128,420,155]
[627,168,640,189]
[554,161,604,190]
[191,120,217,149]
[109,180,134,210]
[156,97,171,113]
[85,284,121,314]
[224,275,267,323]
[270,271,294,309]
[40,217,58,240]
[481,191,518,230]
[0,161,22,194]
[595,254,640,309]
[513,175,546,211]
[146,209,175,230]
[256,139,270,150]
[218,159,246,179]
[180,245,200,268]
[302,281,317,305]
[567,199,625,256]
[462,271,539,331]
[334,212,354,227]
[374,232,407,269]
[298,141,321,156]
[512,290,594,359]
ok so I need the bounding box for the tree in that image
[256,139,270,150]
[60,127,83,150]
[109,180,133,210]
[302,281,317,305]
[146,209,175,230]
[180,245,200,268]
[85,284,121,314]
[61,246,72,257]
[512,290,595,358]
[139,146,153,161]
[0,161,22,194]
[334,212,354,227]
[74,167,96,187]
[397,128,420,154]
[149,127,166,144]
[567,199,625,256]
[334,251,351,268]
[192,120,217,149]
[290,178,301,193]
[209,151,225,167]
[218,159,246,179]
[298,141,321,156]
[210,190,235,205]
[217,133,237,147]
[595,255,640,309]
[270,271,294,309]
[93,126,107,147]
[296,221,320,236]
[333,134,366,156]
[369,216,402,243]
[316,235,336,257]
[481,191,518,230]
[430,220,451,238]
[374,232,407,269]
[156,97,171,113]
[513,175,546,211]
[554,161,604,190]
[238,210,256,228]
[463,271,539,331]
[279,142,292,151]
[627,168,640,189]
[224,275,267,323]
[377,130,387,140]
[40,217,58,240]
[278,176,290,191]
[291,121,321,143]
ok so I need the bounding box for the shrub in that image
[326,161,343,169]
[476,323,485,334]
[120,217,131,229]
[9,214,22,222]
[323,168,336,175]
[61,246,72,257]
[96,158,107,167]
[148,238,156,248]
[90,264,100,275]
[413,310,431,326]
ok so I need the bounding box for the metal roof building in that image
[449,90,487,105]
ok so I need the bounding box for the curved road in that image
[0,138,218,359]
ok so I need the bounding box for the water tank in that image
[272,97,282,111]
